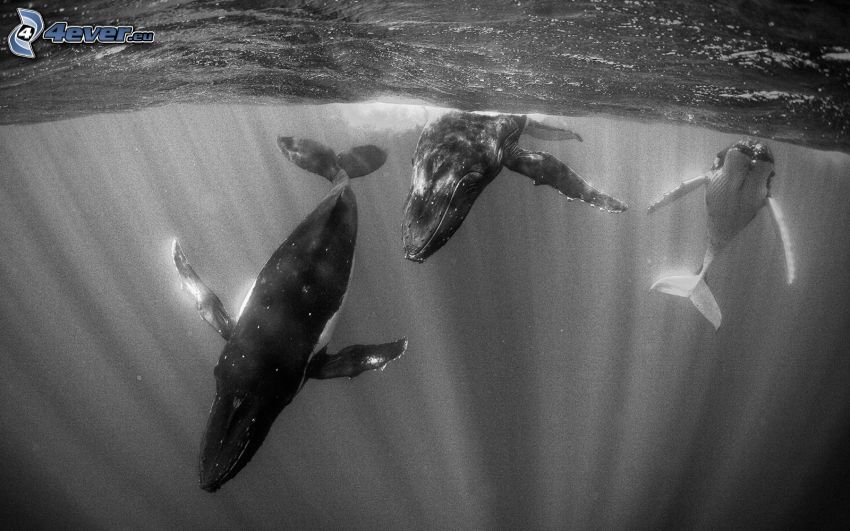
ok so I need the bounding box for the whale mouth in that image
[198,391,277,492]
[403,247,428,263]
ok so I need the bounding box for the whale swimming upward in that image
[402,111,628,262]
[173,138,406,492]
[648,139,796,329]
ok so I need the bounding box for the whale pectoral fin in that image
[504,148,628,213]
[767,197,796,284]
[306,338,408,380]
[172,239,235,340]
[647,175,710,214]
[524,119,583,142]
[337,145,388,178]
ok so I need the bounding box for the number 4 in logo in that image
[17,26,36,41]
[7,9,44,59]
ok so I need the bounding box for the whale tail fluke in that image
[337,145,387,177]
[277,136,387,183]
[651,274,721,329]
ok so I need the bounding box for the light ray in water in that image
[0,103,848,528]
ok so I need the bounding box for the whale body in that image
[173,139,405,491]
[402,111,628,262]
[648,139,795,329]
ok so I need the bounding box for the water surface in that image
[1,0,848,151]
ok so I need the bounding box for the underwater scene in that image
[1,1,850,530]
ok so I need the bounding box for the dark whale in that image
[402,111,628,262]
[647,139,795,329]
[173,138,405,492]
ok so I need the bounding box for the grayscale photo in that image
[1,1,848,529]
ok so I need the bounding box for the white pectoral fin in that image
[172,239,235,340]
[767,197,795,284]
[306,338,408,380]
[647,175,709,214]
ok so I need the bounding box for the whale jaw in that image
[402,171,485,262]
[198,390,282,492]
[402,188,467,262]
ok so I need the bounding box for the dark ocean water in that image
[0,0,849,151]
[1,103,849,529]
[1,1,850,530]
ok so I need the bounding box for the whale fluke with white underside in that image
[649,248,722,330]
[648,139,795,329]
[172,137,405,492]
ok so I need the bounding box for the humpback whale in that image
[402,111,628,262]
[647,139,795,329]
[173,138,405,492]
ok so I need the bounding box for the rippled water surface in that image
[1,0,848,151]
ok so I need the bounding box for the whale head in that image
[198,340,303,492]
[198,389,280,492]
[402,143,496,262]
[705,139,776,250]
[714,139,775,190]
